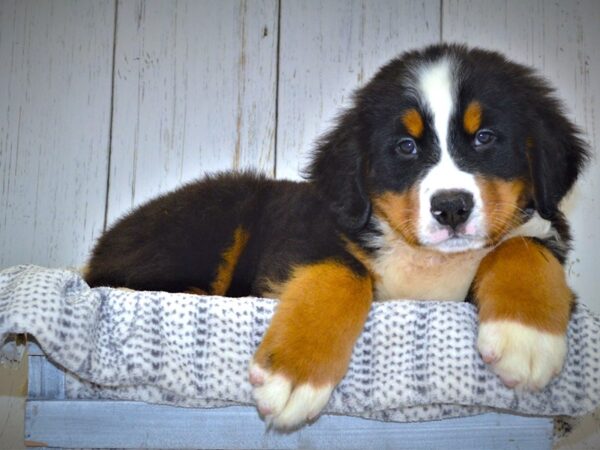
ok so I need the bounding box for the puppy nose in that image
[430,190,474,229]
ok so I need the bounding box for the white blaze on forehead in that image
[415,58,486,251]
[418,59,454,154]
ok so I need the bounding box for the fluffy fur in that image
[85,44,588,429]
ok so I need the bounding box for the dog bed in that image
[1,264,599,425]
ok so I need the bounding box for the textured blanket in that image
[1,264,599,424]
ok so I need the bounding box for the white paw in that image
[477,320,567,391]
[249,362,333,430]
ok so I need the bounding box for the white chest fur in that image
[370,211,557,301]
[371,226,490,302]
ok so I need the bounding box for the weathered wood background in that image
[4,0,597,311]
[0,0,600,302]
[0,1,599,447]
[1,0,598,304]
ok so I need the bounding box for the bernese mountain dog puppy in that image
[85,44,588,429]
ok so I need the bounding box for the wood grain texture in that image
[0,0,115,268]
[0,3,598,447]
[0,353,27,450]
[442,0,600,312]
[106,0,278,224]
[275,0,441,180]
[25,401,553,449]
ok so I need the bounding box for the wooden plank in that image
[0,347,28,450]
[27,356,65,400]
[442,0,600,314]
[275,0,441,180]
[107,0,279,224]
[25,401,553,449]
[26,341,45,357]
[0,0,115,268]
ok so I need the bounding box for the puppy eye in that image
[395,138,418,157]
[473,129,496,147]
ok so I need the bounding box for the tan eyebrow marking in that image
[401,108,424,138]
[463,100,482,134]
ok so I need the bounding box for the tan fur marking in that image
[79,265,90,279]
[263,236,375,299]
[261,278,284,300]
[210,227,249,295]
[187,287,209,296]
[401,108,424,138]
[474,237,573,334]
[373,189,420,246]
[463,101,482,134]
[342,235,376,275]
[254,261,373,386]
[477,177,530,244]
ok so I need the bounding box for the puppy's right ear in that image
[306,112,371,232]
[527,105,589,221]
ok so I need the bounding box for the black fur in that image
[85,44,588,294]
[86,172,366,294]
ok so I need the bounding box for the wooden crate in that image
[25,343,553,450]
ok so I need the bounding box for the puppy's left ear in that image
[528,99,589,220]
[306,111,371,232]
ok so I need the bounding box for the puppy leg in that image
[250,261,372,429]
[473,237,573,390]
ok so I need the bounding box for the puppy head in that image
[309,44,588,252]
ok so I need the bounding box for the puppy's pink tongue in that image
[430,229,450,243]
[464,223,477,235]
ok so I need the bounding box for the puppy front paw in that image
[246,262,372,429]
[477,320,567,390]
[249,361,333,430]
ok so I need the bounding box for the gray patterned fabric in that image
[1,264,600,423]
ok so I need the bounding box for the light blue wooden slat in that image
[27,356,65,400]
[27,341,45,356]
[26,341,65,400]
[25,401,553,450]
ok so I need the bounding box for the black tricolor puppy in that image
[85,44,588,429]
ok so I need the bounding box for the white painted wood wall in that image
[6,0,598,312]
[0,1,599,447]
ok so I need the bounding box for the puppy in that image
[85,44,588,429]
